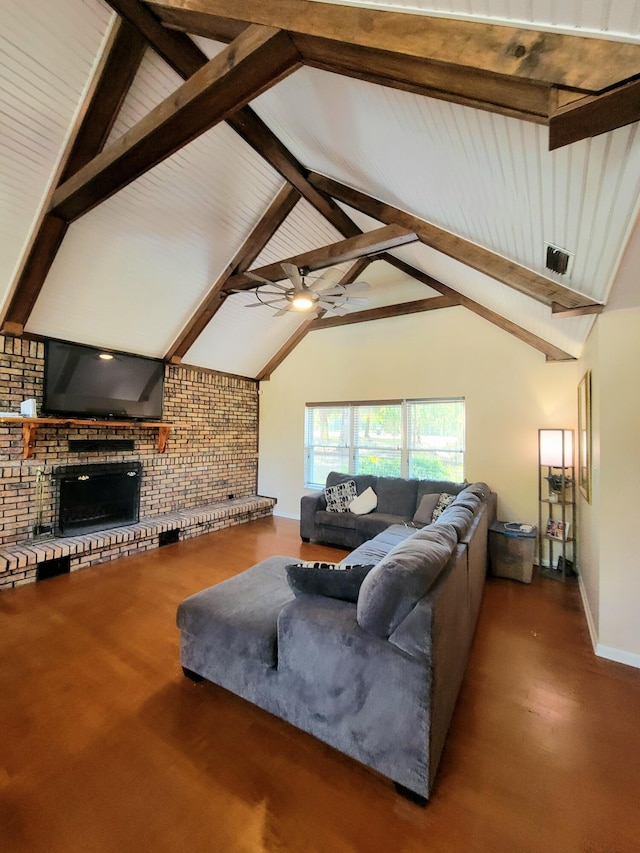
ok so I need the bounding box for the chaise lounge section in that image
[177,481,495,802]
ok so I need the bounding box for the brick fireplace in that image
[0,336,273,589]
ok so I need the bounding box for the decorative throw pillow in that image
[324,479,357,512]
[431,492,456,521]
[286,561,375,603]
[348,486,377,515]
[412,492,440,527]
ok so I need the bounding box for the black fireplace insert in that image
[53,462,142,536]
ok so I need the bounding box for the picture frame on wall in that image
[578,370,592,503]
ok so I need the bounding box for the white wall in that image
[258,307,576,527]
[579,307,640,666]
[576,322,600,642]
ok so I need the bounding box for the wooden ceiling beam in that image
[149,1,640,146]
[225,109,361,239]
[256,317,315,382]
[166,183,301,362]
[549,78,640,150]
[310,172,594,310]
[49,25,302,221]
[148,0,640,93]
[293,35,551,124]
[148,5,550,122]
[310,295,457,330]
[551,301,604,318]
[385,255,574,362]
[0,18,146,335]
[108,1,362,240]
[106,0,208,77]
[225,226,417,292]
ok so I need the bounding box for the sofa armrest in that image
[300,491,326,540]
[388,598,433,664]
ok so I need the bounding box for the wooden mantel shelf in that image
[0,417,175,458]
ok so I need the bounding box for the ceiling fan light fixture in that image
[291,292,315,311]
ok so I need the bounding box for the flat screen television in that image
[43,339,164,421]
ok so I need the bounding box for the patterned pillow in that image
[286,561,375,602]
[324,479,357,513]
[431,492,456,521]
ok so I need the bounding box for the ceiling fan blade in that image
[244,298,286,308]
[342,296,369,307]
[344,281,370,293]
[273,305,292,317]
[318,282,370,298]
[317,286,345,298]
[245,271,289,291]
[322,304,349,316]
[281,262,303,291]
[308,268,343,293]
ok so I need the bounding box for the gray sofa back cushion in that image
[434,504,474,538]
[416,479,466,505]
[326,471,377,495]
[452,491,482,513]
[357,523,458,638]
[457,482,491,501]
[375,476,418,517]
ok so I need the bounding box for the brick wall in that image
[0,336,260,546]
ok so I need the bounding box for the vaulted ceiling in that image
[3,0,640,379]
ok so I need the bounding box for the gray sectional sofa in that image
[176,480,495,803]
[300,471,469,549]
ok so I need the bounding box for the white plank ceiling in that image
[2,0,640,378]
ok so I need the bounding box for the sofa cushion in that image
[176,556,294,668]
[431,492,456,521]
[452,491,482,513]
[375,477,419,517]
[458,481,491,501]
[315,509,358,530]
[326,471,377,495]
[357,524,458,638]
[325,479,357,512]
[346,524,415,565]
[412,492,441,526]
[355,512,410,541]
[416,479,466,505]
[349,486,377,515]
[434,504,474,538]
[286,561,375,603]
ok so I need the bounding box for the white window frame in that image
[304,398,465,488]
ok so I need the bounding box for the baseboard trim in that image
[595,644,640,670]
[577,573,598,654]
[273,509,299,520]
[577,575,640,669]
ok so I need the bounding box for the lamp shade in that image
[539,429,573,467]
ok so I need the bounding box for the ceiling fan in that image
[241,263,370,316]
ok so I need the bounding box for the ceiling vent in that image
[545,243,574,277]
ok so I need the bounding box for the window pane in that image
[407,399,465,480]
[307,407,350,447]
[354,405,401,449]
[305,406,350,487]
[355,449,402,478]
[409,450,464,482]
[306,448,350,488]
